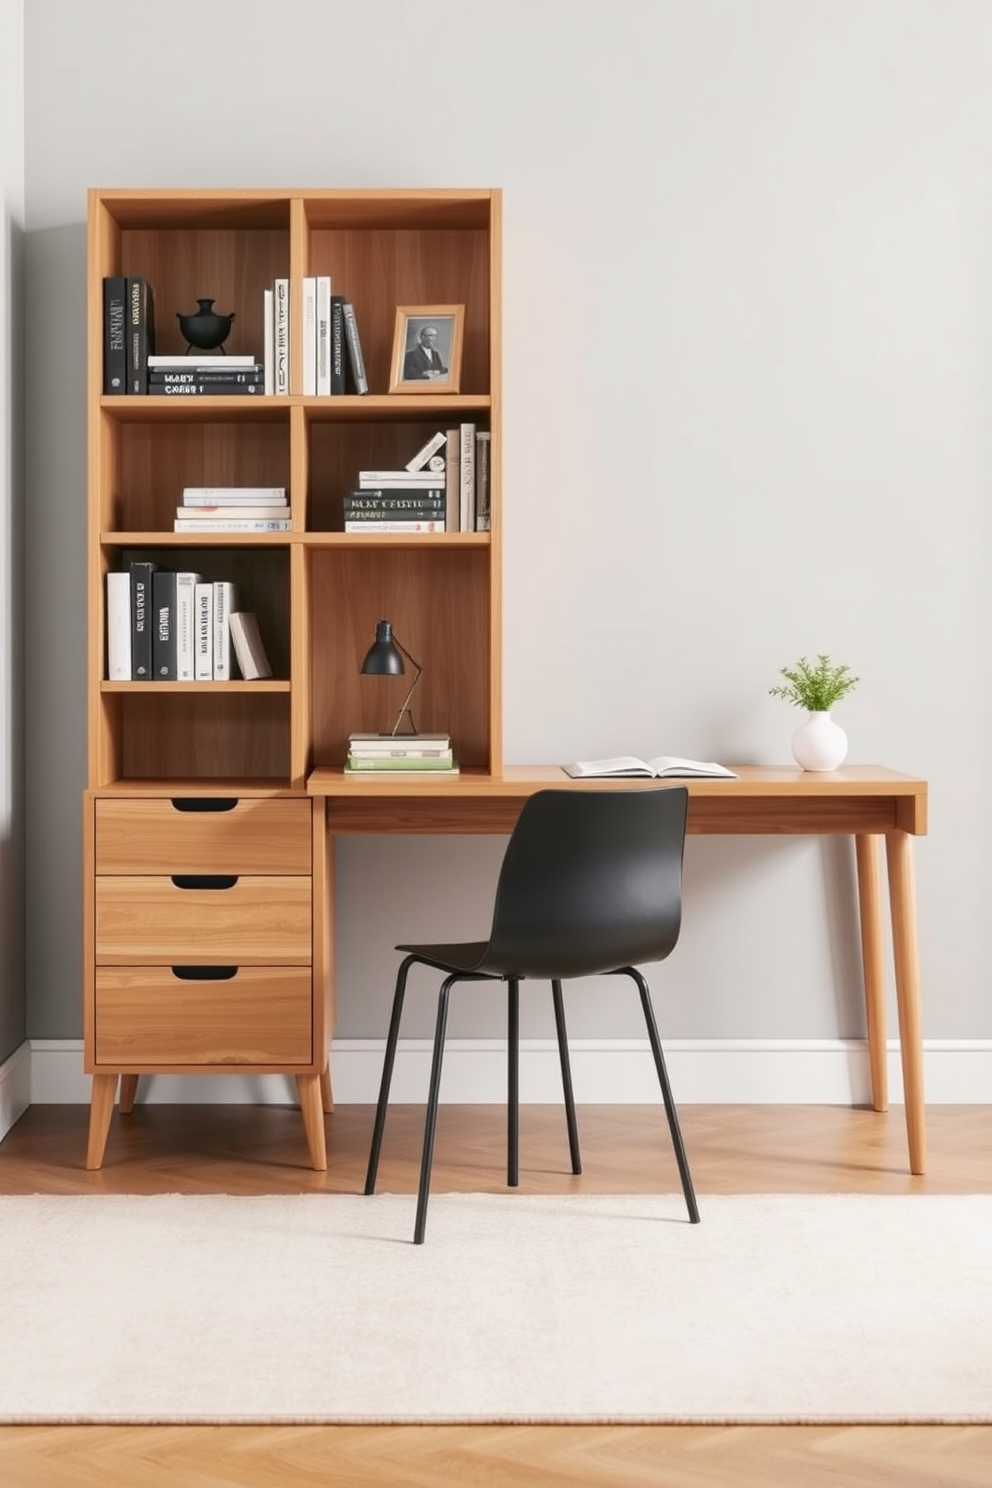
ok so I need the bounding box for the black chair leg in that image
[625,967,700,1224]
[507,977,519,1187]
[551,979,582,1175]
[413,974,457,1244]
[364,954,417,1196]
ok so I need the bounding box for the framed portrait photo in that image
[389,304,464,394]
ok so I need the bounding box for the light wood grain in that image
[2,1104,988,1485]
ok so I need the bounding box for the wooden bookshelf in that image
[83,187,502,1167]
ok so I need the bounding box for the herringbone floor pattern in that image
[0,1101,989,1487]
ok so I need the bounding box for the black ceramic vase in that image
[176,298,236,352]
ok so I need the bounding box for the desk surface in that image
[308,763,927,837]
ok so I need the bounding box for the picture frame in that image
[388,305,464,394]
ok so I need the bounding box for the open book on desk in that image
[563,756,737,780]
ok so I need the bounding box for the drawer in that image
[95,876,312,963]
[94,966,312,1065]
[94,797,312,875]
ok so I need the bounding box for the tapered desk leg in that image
[296,1073,328,1170]
[885,830,927,1175]
[86,1073,119,1169]
[855,834,888,1111]
[118,1074,139,1114]
[320,1062,333,1114]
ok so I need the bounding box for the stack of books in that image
[174,487,290,533]
[148,354,265,397]
[344,733,458,775]
[344,466,445,533]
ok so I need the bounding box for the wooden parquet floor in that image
[0,1101,989,1488]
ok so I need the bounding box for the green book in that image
[345,754,457,772]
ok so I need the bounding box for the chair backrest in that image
[480,787,689,979]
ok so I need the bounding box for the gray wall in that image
[1,0,25,1063]
[22,0,992,1049]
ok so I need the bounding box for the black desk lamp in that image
[360,619,423,736]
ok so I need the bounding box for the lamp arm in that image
[390,639,423,736]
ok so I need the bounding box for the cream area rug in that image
[1,1192,990,1424]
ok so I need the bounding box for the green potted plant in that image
[769,653,859,771]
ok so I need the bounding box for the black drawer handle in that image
[170,874,238,891]
[170,966,238,981]
[170,798,238,813]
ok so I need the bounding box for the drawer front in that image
[95,876,312,963]
[94,966,312,1065]
[94,798,312,875]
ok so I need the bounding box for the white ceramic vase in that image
[791,710,848,771]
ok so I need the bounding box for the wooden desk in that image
[309,763,929,1174]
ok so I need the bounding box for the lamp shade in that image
[361,620,405,676]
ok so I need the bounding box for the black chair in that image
[364,786,700,1242]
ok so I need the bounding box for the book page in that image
[562,757,652,778]
[646,757,736,778]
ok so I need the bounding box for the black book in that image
[126,276,156,394]
[148,382,264,396]
[330,295,346,394]
[342,301,369,394]
[151,569,177,680]
[128,560,158,680]
[103,276,127,394]
[343,494,446,517]
[149,369,264,385]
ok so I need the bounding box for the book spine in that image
[150,370,264,385]
[345,761,458,773]
[444,428,460,531]
[126,276,154,394]
[182,487,287,502]
[344,504,445,521]
[329,295,346,395]
[128,560,157,680]
[150,383,264,396]
[212,580,236,681]
[174,571,201,681]
[151,569,177,680]
[348,748,453,760]
[176,505,288,520]
[405,429,447,472]
[302,276,317,396]
[315,275,331,396]
[459,423,476,532]
[344,520,445,533]
[173,519,291,532]
[149,355,257,368]
[475,429,491,532]
[346,490,445,506]
[263,287,274,396]
[342,301,369,394]
[358,475,445,488]
[105,571,131,679]
[274,278,290,394]
[103,277,127,394]
[194,582,214,680]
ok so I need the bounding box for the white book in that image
[229,612,273,680]
[405,430,447,472]
[105,571,131,680]
[358,471,446,487]
[263,287,274,396]
[182,487,287,504]
[212,580,237,681]
[175,571,202,681]
[563,756,737,780]
[315,275,331,396]
[459,422,476,533]
[194,582,214,680]
[344,520,444,533]
[174,518,291,532]
[148,354,257,368]
[302,276,317,396]
[273,278,290,395]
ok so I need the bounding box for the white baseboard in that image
[15,1037,992,1116]
[0,1041,32,1139]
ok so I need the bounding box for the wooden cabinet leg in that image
[296,1073,327,1170]
[886,830,927,1175]
[86,1074,119,1169]
[855,834,888,1111]
[320,1062,333,1114]
[119,1074,139,1114]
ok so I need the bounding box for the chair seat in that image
[396,941,490,974]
